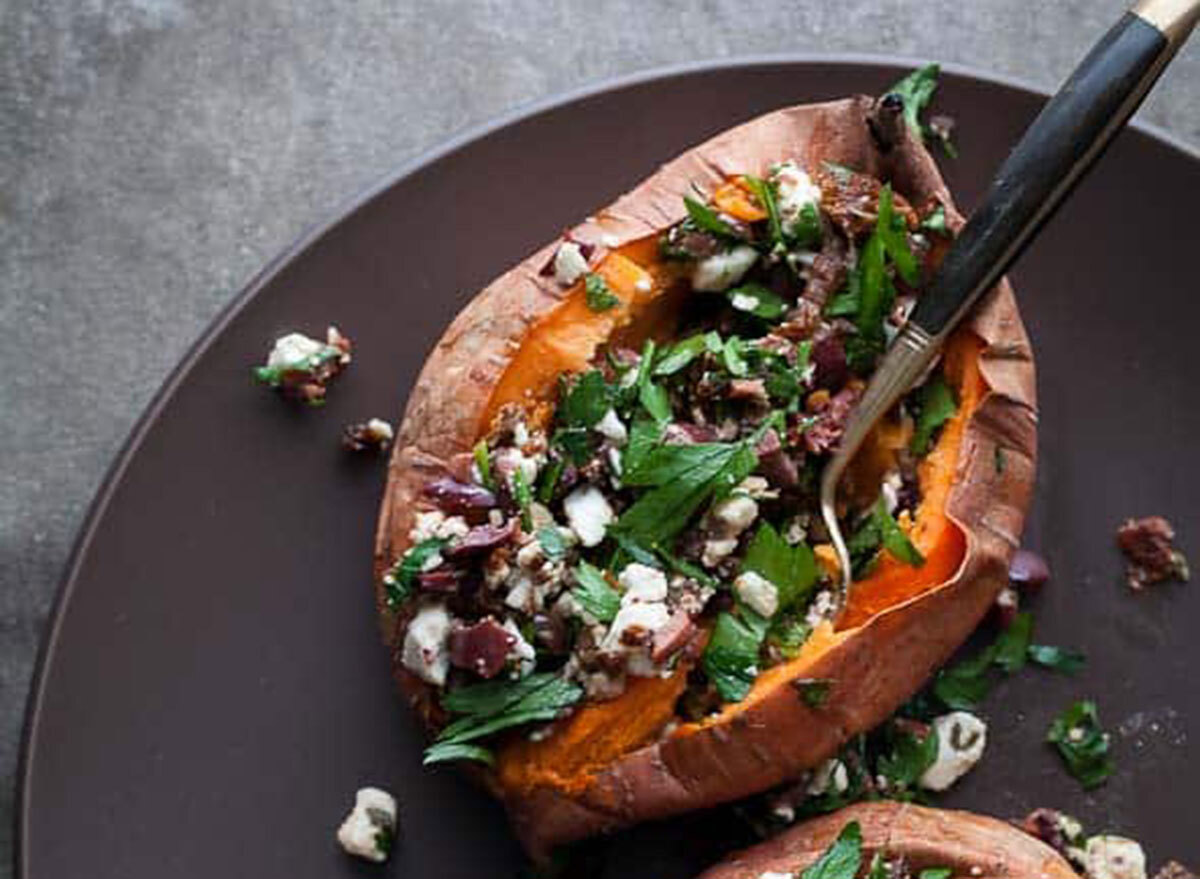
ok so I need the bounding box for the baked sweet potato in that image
[374,94,1037,857]
[697,802,1076,879]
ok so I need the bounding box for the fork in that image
[820,0,1200,602]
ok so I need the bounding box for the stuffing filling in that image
[388,162,959,765]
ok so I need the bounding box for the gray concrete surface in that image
[1,0,1196,872]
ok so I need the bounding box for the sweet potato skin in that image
[375,96,1038,856]
[697,802,1076,879]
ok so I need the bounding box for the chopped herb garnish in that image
[634,343,673,423]
[886,63,942,144]
[684,194,743,240]
[536,456,564,503]
[801,821,862,879]
[422,741,495,767]
[793,677,832,708]
[571,561,621,624]
[741,521,819,613]
[653,331,723,376]
[1028,644,1086,674]
[473,439,494,491]
[721,336,750,377]
[742,174,785,249]
[554,370,616,463]
[876,725,940,791]
[615,439,758,546]
[920,869,953,879]
[994,446,1007,474]
[727,282,788,320]
[383,538,447,609]
[1047,700,1114,789]
[536,525,567,560]
[426,673,583,764]
[847,497,923,577]
[910,374,958,456]
[921,204,949,234]
[512,468,533,531]
[876,186,919,285]
[703,610,766,702]
[584,272,620,311]
[932,611,1033,709]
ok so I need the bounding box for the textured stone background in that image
[1,0,1196,872]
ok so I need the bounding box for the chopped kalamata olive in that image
[1008,549,1051,590]
[448,618,516,679]
[442,519,517,560]
[651,612,699,664]
[728,378,769,406]
[416,568,462,593]
[423,477,497,516]
[665,422,720,445]
[804,385,863,454]
[810,335,848,391]
[532,611,569,655]
[1018,808,1078,859]
[755,428,800,488]
[775,299,823,342]
[1116,516,1190,590]
[800,234,852,309]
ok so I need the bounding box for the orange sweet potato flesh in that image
[698,802,1077,879]
[375,96,1037,858]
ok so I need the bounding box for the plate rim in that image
[14,52,1198,878]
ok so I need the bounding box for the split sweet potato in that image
[698,802,1076,879]
[375,95,1037,857]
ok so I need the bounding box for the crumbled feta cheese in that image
[730,292,761,312]
[563,485,615,547]
[267,332,326,370]
[881,470,904,514]
[919,711,988,791]
[758,872,794,879]
[772,161,823,237]
[710,494,759,535]
[366,418,394,442]
[553,241,589,286]
[516,539,544,570]
[496,447,542,490]
[701,537,739,569]
[735,476,776,500]
[503,618,537,678]
[409,510,470,543]
[606,446,623,481]
[784,516,808,545]
[512,420,531,447]
[336,787,397,863]
[692,245,759,292]
[806,757,850,796]
[602,601,671,676]
[504,574,537,614]
[401,605,453,685]
[771,802,796,824]
[618,563,669,603]
[805,589,837,629]
[734,571,779,618]
[594,408,628,446]
[1084,836,1147,879]
[634,276,653,293]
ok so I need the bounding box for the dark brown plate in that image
[17,59,1200,878]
